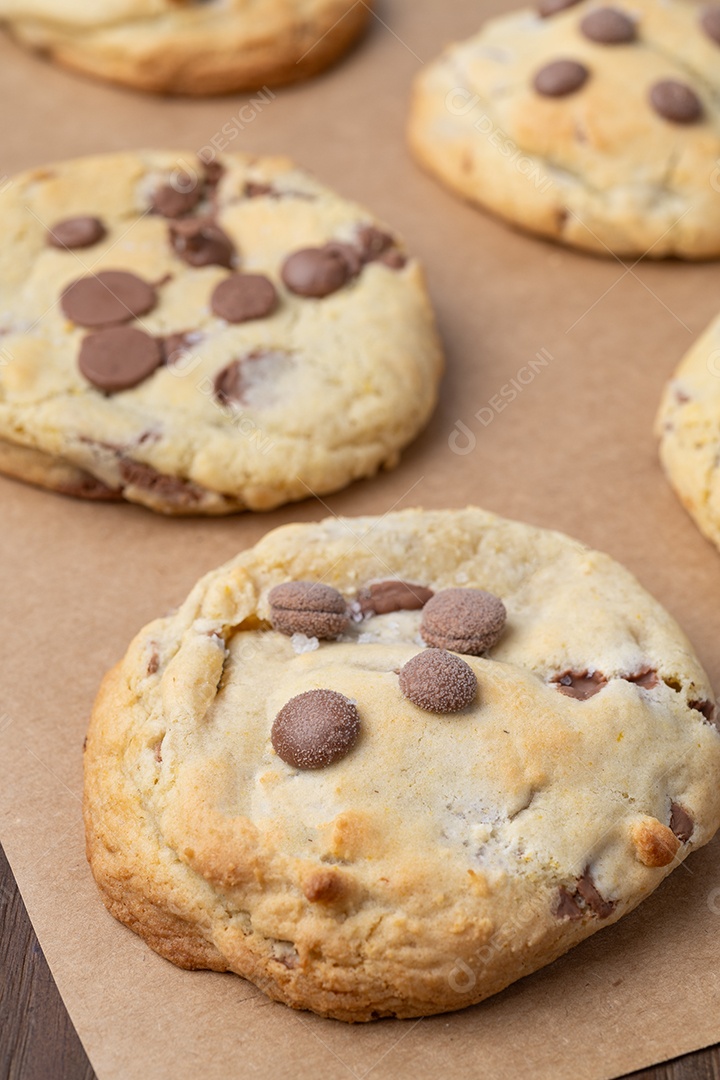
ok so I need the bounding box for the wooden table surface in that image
[1,842,718,1080]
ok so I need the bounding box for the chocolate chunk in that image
[357,226,394,262]
[269,581,349,639]
[576,870,615,919]
[213,349,285,406]
[78,326,163,392]
[118,458,204,507]
[649,80,703,124]
[555,886,583,920]
[202,160,225,189]
[625,669,659,690]
[211,273,278,323]
[61,270,157,328]
[214,357,245,406]
[169,218,235,269]
[244,181,275,198]
[357,580,434,616]
[162,331,198,366]
[399,649,478,713]
[281,244,357,298]
[47,215,106,250]
[580,8,636,44]
[538,0,581,15]
[379,250,408,270]
[689,699,717,724]
[271,689,360,770]
[420,588,506,655]
[670,802,694,843]
[552,671,607,700]
[701,6,720,45]
[534,59,589,97]
[151,179,201,219]
[59,471,122,501]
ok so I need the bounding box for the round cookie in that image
[657,312,720,550]
[408,0,720,258]
[83,507,720,1021]
[0,0,373,95]
[0,151,442,515]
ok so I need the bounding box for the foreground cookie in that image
[83,508,720,1021]
[0,151,441,515]
[408,0,720,258]
[0,0,373,94]
[657,313,720,549]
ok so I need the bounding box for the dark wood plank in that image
[0,839,717,1079]
[0,843,95,1080]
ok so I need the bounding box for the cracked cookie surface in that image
[657,312,720,550]
[408,0,720,258]
[0,0,373,94]
[83,507,720,1021]
[0,151,442,515]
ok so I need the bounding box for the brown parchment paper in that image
[2,2,720,1077]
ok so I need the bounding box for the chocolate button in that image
[169,218,235,268]
[47,216,106,250]
[420,588,506,655]
[211,273,278,323]
[701,6,720,45]
[399,650,477,713]
[78,326,163,392]
[151,180,201,219]
[580,8,636,43]
[649,80,703,124]
[271,689,360,770]
[538,0,581,15]
[61,270,157,328]
[357,580,434,616]
[281,245,354,298]
[269,581,349,639]
[534,59,589,96]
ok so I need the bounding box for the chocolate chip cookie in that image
[0,151,442,515]
[408,0,720,258]
[657,311,720,550]
[0,0,373,95]
[83,507,720,1021]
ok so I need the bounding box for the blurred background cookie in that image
[657,312,720,550]
[408,0,720,258]
[0,0,374,95]
[0,151,442,515]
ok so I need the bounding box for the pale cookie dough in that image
[83,507,720,1021]
[408,0,720,258]
[657,311,720,550]
[0,0,373,95]
[0,151,442,515]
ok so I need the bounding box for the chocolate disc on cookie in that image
[78,327,163,392]
[61,270,157,328]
